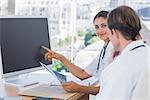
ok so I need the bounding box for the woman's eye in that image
[101,24,107,28]
[95,25,99,29]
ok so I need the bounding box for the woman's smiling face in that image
[93,17,109,42]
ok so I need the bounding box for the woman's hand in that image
[41,46,64,61]
[62,81,81,93]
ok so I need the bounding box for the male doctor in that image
[96,6,149,100]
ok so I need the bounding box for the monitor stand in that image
[5,73,39,88]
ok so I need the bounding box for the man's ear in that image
[112,29,120,39]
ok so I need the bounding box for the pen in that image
[50,84,62,86]
[23,82,39,87]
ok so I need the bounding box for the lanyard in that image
[97,41,110,71]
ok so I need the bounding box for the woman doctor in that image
[95,6,149,100]
[42,11,114,95]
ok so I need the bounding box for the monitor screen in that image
[0,17,52,78]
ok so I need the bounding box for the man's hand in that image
[62,81,81,93]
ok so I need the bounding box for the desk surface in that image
[3,83,89,100]
[0,71,93,100]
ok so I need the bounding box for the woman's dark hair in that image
[93,10,109,22]
[108,6,141,40]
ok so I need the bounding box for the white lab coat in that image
[85,42,114,78]
[131,67,149,100]
[131,47,150,100]
[96,40,149,100]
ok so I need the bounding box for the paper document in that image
[19,84,76,100]
[0,79,5,99]
[39,62,67,83]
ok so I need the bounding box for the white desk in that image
[0,72,90,100]
[3,83,89,100]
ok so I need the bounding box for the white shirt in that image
[96,40,149,100]
[85,41,114,78]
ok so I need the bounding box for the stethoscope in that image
[97,41,110,72]
[130,44,146,51]
[96,41,146,72]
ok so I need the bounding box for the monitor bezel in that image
[0,16,51,78]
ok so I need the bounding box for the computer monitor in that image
[0,17,52,81]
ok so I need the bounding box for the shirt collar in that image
[121,40,145,55]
